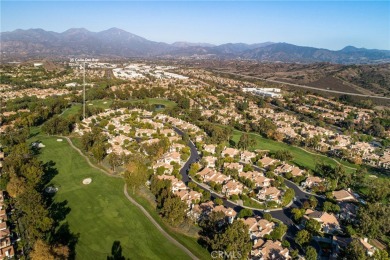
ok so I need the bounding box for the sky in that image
[1,1,389,50]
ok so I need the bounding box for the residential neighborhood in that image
[0,57,389,260]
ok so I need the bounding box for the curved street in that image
[174,127,325,253]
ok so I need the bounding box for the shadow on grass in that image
[107,241,129,260]
[50,222,80,260]
[29,131,40,139]
[40,160,79,259]
[41,160,59,189]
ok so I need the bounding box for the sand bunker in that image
[45,186,58,193]
[82,178,92,185]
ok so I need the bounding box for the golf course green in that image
[31,134,190,260]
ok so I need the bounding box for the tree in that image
[291,208,305,222]
[322,201,340,213]
[305,219,321,234]
[263,213,272,221]
[215,198,223,206]
[305,246,318,260]
[238,208,253,218]
[295,230,311,246]
[366,178,390,203]
[237,133,256,150]
[243,164,253,172]
[91,142,106,163]
[373,249,390,260]
[30,239,70,260]
[344,239,368,260]
[281,240,290,248]
[290,249,299,260]
[211,220,252,260]
[274,150,293,161]
[6,174,26,198]
[160,194,188,226]
[107,153,121,171]
[269,223,287,240]
[124,155,149,194]
[282,188,295,206]
[199,211,227,241]
[42,115,72,135]
[188,163,200,176]
[357,203,390,239]
[30,239,55,260]
[309,196,318,209]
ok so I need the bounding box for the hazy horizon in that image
[1,1,389,51]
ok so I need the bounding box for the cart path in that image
[62,136,199,260]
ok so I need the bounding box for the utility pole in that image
[0,96,3,125]
[83,61,86,119]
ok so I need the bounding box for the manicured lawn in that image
[30,135,190,260]
[231,130,356,174]
[61,99,113,119]
[131,193,211,260]
[127,98,177,109]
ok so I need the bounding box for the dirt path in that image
[62,136,199,260]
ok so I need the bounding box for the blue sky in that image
[1,1,389,50]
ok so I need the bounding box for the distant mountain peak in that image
[63,28,90,33]
[103,27,128,33]
[171,41,215,48]
[1,28,389,64]
[341,45,360,51]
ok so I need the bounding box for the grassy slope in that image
[30,134,190,260]
[68,137,211,260]
[231,130,356,174]
[61,99,113,119]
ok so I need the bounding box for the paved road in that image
[173,128,325,254]
[212,69,390,101]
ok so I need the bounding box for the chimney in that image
[364,237,368,242]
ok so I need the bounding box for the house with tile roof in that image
[302,176,324,189]
[222,147,240,158]
[251,239,290,260]
[258,156,278,168]
[243,217,275,240]
[304,209,341,234]
[223,162,243,173]
[203,156,217,168]
[213,205,237,224]
[222,180,244,197]
[241,151,256,163]
[332,189,357,202]
[257,187,281,203]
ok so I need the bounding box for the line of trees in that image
[0,129,72,259]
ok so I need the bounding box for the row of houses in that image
[0,192,14,260]
[193,85,389,170]
[1,87,72,101]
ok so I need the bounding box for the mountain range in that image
[1,27,390,64]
